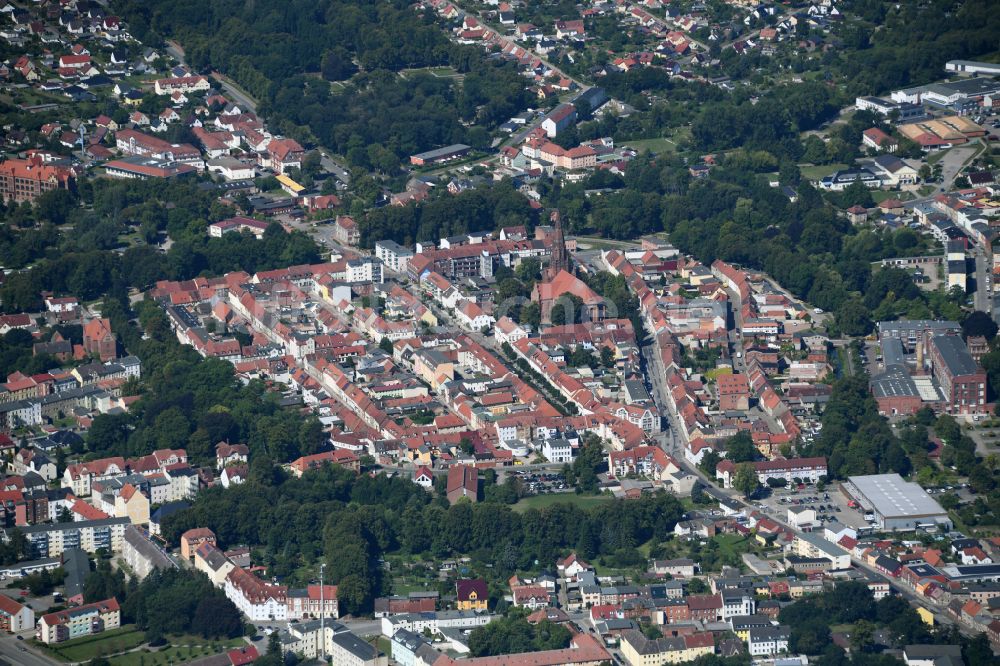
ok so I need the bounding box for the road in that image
[0,633,58,666]
[974,244,991,313]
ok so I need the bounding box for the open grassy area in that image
[512,493,615,513]
[871,190,915,204]
[713,533,755,560]
[43,626,146,662]
[108,640,244,666]
[40,626,246,664]
[399,66,462,79]
[622,137,678,154]
[799,163,847,180]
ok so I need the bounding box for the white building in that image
[375,241,414,273]
[224,567,288,621]
[380,610,493,638]
[541,438,573,464]
[748,626,789,656]
[0,595,34,633]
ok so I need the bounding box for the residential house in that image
[455,579,488,612]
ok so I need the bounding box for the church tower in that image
[545,210,570,280]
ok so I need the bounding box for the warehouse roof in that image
[848,474,947,519]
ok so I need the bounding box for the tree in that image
[699,450,722,477]
[962,310,998,341]
[192,597,243,638]
[687,577,708,594]
[835,298,873,337]
[550,294,584,326]
[733,463,758,498]
[725,432,757,462]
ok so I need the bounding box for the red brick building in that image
[0,156,74,203]
[83,318,116,361]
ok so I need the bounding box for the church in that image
[531,211,606,324]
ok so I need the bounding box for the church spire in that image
[546,210,569,280]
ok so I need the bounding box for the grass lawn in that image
[41,626,246,664]
[43,626,146,662]
[513,493,615,513]
[107,636,246,666]
[713,533,755,559]
[399,66,461,79]
[622,137,677,154]
[799,163,847,180]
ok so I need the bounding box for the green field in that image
[513,493,615,513]
[799,163,847,180]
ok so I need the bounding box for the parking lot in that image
[505,469,569,495]
[753,482,871,530]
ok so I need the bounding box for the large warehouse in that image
[844,474,952,531]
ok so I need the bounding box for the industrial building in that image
[844,474,952,531]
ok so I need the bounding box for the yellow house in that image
[456,579,488,611]
[416,305,438,327]
[114,485,149,525]
[412,349,455,392]
[916,607,935,626]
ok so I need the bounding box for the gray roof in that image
[871,364,919,399]
[848,473,947,519]
[410,144,471,161]
[749,626,790,642]
[61,547,90,599]
[878,320,960,338]
[881,337,905,366]
[931,335,979,377]
[903,645,962,659]
[21,517,129,534]
[872,155,908,173]
[123,526,174,571]
[330,630,380,660]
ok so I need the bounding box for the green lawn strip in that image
[512,492,615,513]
